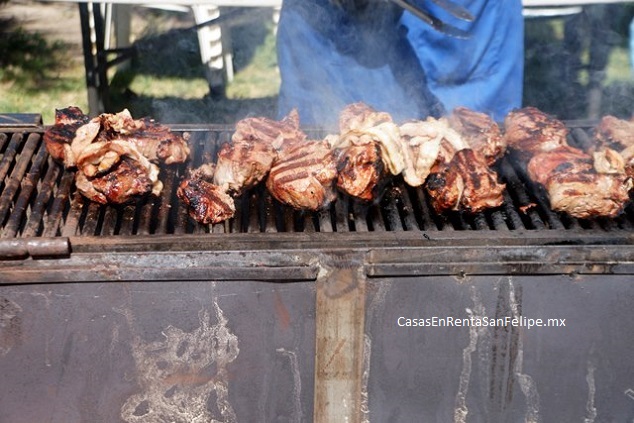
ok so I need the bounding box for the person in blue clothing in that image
[276,0,524,127]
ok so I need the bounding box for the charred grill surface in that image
[1,125,633,241]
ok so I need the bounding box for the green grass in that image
[606,47,632,84]
[0,22,88,124]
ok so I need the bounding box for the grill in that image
[1,123,633,257]
[1,120,634,423]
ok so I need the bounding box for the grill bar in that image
[0,125,632,251]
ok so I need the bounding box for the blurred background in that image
[0,0,633,125]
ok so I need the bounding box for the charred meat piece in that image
[74,140,162,204]
[400,117,468,186]
[620,145,634,179]
[592,148,626,175]
[448,106,506,165]
[527,146,632,218]
[337,103,405,175]
[504,107,568,159]
[266,139,337,211]
[233,109,306,151]
[43,106,91,163]
[545,172,632,219]
[339,102,393,133]
[331,104,405,201]
[594,115,634,150]
[177,167,236,225]
[76,157,157,205]
[426,149,505,213]
[593,116,634,179]
[336,142,384,202]
[98,109,190,165]
[213,137,277,195]
[527,146,594,186]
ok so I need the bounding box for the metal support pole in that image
[78,2,102,116]
[314,254,366,422]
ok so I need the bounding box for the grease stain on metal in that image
[509,279,541,423]
[0,296,22,357]
[360,334,372,423]
[120,298,239,423]
[276,348,303,423]
[583,362,597,423]
[454,286,485,423]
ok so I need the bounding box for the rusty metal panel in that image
[0,281,314,423]
[364,275,634,422]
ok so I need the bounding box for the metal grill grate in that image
[1,125,633,240]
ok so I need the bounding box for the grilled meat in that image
[45,108,189,205]
[75,158,156,205]
[527,146,631,218]
[332,103,406,200]
[98,109,190,165]
[336,142,384,202]
[233,109,306,151]
[399,118,458,187]
[592,148,626,175]
[620,145,634,179]
[448,107,506,165]
[545,172,632,219]
[339,102,392,133]
[44,107,91,163]
[593,116,634,179]
[266,139,337,210]
[504,107,568,159]
[74,140,162,204]
[526,146,593,186]
[46,108,190,167]
[213,137,277,195]
[594,115,634,150]
[177,165,236,225]
[426,149,506,213]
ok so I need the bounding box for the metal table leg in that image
[78,2,109,116]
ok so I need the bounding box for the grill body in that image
[0,124,633,422]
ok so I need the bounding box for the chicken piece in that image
[213,137,277,195]
[527,146,632,218]
[177,165,236,224]
[336,143,384,201]
[266,139,337,210]
[43,106,91,163]
[98,109,190,165]
[594,115,634,150]
[399,119,445,187]
[340,123,404,176]
[620,145,634,179]
[425,149,505,213]
[75,157,158,205]
[399,117,471,187]
[504,107,569,159]
[337,103,405,175]
[545,172,632,219]
[74,140,162,204]
[592,148,626,175]
[339,102,392,133]
[233,109,306,151]
[448,106,506,165]
[527,146,593,186]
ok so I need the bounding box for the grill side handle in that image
[0,237,71,260]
